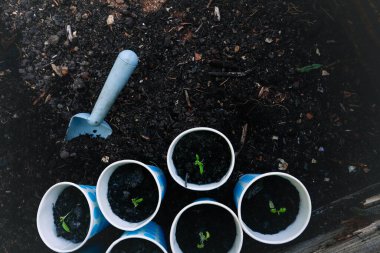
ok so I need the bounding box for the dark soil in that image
[110,238,162,253]
[241,176,300,234]
[173,130,231,185]
[53,187,91,243]
[1,0,380,252]
[108,164,159,222]
[176,204,236,253]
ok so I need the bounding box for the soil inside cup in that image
[107,164,159,222]
[241,176,300,234]
[110,238,162,253]
[176,205,236,253]
[172,131,232,185]
[52,186,91,243]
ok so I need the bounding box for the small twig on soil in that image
[324,60,341,69]
[184,89,192,109]
[33,91,47,106]
[195,22,203,33]
[207,0,213,8]
[235,123,248,156]
[209,69,252,77]
[52,0,59,6]
[219,78,230,86]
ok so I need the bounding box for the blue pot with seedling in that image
[37,182,109,252]
[233,172,312,244]
[106,221,168,253]
[170,199,243,253]
[96,160,166,231]
[167,127,235,191]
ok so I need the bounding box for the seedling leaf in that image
[62,221,71,232]
[269,200,275,209]
[296,64,322,73]
[59,211,72,233]
[197,243,204,249]
[132,197,144,208]
[270,208,277,214]
[194,154,205,175]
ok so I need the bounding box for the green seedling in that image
[194,154,204,175]
[269,200,287,215]
[59,211,71,233]
[197,231,211,249]
[132,197,144,208]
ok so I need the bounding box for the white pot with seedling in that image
[167,127,235,191]
[234,172,312,244]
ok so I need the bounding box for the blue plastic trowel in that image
[65,50,138,141]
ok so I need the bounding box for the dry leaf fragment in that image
[214,6,221,21]
[322,70,330,76]
[106,15,114,26]
[234,45,240,53]
[51,64,69,77]
[194,52,202,61]
[306,112,314,120]
[265,38,273,43]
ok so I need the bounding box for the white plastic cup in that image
[36,182,109,252]
[233,172,312,244]
[167,127,235,191]
[96,160,166,231]
[106,221,168,253]
[170,198,243,253]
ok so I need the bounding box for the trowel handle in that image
[88,50,138,126]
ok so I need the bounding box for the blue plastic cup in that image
[97,160,166,231]
[233,172,312,244]
[106,221,168,253]
[37,182,109,252]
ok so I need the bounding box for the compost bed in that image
[0,0,379,252]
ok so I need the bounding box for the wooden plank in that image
[363,194,380,208]
[276,220,380,253]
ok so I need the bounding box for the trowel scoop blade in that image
[65,113,112,141]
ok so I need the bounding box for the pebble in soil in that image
[241,176,300,234]
[53,186,90,243]
[110,238,163,253]
[176,205,236,253]
[107,164,159,222]
[172,131,232,185]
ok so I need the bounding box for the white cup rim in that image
[36,182,94,252]
[96,160,163,231]
[170,199,243,253]
[106,234,168,253]
[167,127,235,191]
[236,172,312,244]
